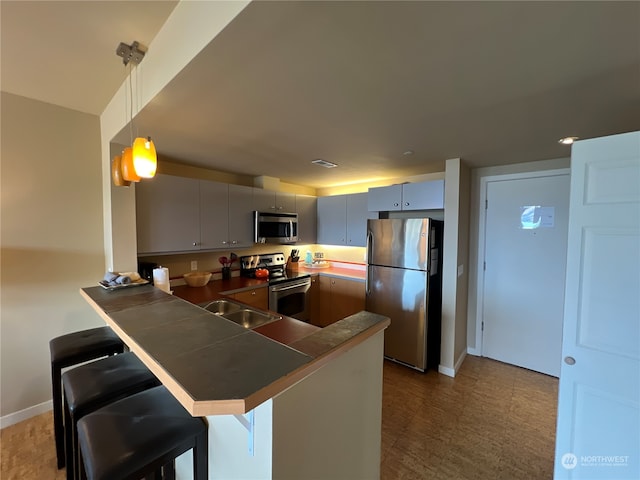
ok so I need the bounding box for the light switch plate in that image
[191,261,198,271]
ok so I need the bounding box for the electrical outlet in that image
[191,261,198,271]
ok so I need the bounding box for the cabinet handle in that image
[251,291,256,295]
[393,202,399,207]
[192,242,197,246]
[405,202,410,206]
[231,240,237,244]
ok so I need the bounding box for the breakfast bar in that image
[80,284,390,479]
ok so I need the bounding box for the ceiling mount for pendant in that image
[116,40,146,66]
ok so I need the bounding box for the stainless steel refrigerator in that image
[365,218,443,372]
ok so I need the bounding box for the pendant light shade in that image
[111,155,131,187]
[121,147,141,182]
[132,136,157,178]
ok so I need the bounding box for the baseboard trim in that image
[438,364,455,377]
[467,347,481,356]
[1,400,52,429]
[438,350,468,378]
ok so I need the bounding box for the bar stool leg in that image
[52,362,65,469]
[63,395,75,480]
[193,430,208,480]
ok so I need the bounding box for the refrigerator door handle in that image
[366,229,373,264]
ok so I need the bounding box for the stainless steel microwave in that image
[254,211,298,244]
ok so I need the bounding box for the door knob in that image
[564,356,576,365]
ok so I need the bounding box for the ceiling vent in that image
[311,159,338,168]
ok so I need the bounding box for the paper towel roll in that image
[153,267,171,293]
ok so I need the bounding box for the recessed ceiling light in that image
[558,136,579,145]
[311,159,338,168]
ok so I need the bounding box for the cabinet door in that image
[296,195,317,244]
[346,192,376,247]
[332,277,365,322]
[276,192,296,212]
[200,180,229,250]
[402,180,445,210]
[313,275,334,327]
[253,189,276,212]
[136,174,200,254]
[228,184,254,248]
[367,184,402,211]
[309,275,321,326]
[317,195,347,245]
[231,287,268,310]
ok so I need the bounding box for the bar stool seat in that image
[63,352,160,480]
[77,385,207,480]
[50,326,124,468]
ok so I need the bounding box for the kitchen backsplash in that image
[139,244,366,279]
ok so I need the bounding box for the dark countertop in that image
[80,285,389,416]
[172,276,269,305]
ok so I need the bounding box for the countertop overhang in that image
[80,285,389,416]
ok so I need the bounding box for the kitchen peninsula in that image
[80,284,389,479]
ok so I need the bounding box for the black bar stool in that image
[77,385,208,480]
[50,326,124,468]
[62,352,160,480]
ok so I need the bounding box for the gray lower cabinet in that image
[317,192,375,247]
[368,179,445,211]
[137,175,254,255]
[296,194,317,244]
[136,174,201,254]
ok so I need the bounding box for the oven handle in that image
[270,280,311,292]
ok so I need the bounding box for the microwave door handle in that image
[289,220,293,238]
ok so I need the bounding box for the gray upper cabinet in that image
[317,195,347,245]
[368,180,445,211]
[200,180,229,250]
[296,194,317,244]
[200,181,254,250]
[346,192,377,246]
[137,175,254,255]
[317,192,374,247]
[136,174,201,254]
[253,189,296,212]
[228,184,254,248]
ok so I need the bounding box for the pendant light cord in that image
[128,63,134,146]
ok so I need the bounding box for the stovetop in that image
[239,252,310,284]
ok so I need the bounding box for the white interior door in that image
[481,172,569,376]
[554,132,640,479]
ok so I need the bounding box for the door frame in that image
[473,168,570,356]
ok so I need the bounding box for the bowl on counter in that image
[183,271,212,287]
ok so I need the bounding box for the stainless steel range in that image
[240,253,311,322]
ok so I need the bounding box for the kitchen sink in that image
[221,309,281,329]
[202,299,280,329]
[202,299,243,315]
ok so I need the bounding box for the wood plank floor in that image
[1,356,557,480]
[380,355,558,480]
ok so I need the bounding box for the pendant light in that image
[111,40,157,186]
[132,136,157,178]
[121,146,141,182]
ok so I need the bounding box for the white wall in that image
[0,92,105,424]
[440,158,470,376]
[101,0,250,273]
[466,157,571,353]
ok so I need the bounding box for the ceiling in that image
[3,1,639,189]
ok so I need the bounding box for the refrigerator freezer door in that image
[367,218,430,271]
[366,264,428,370]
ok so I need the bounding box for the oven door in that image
[269,277,311,321]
